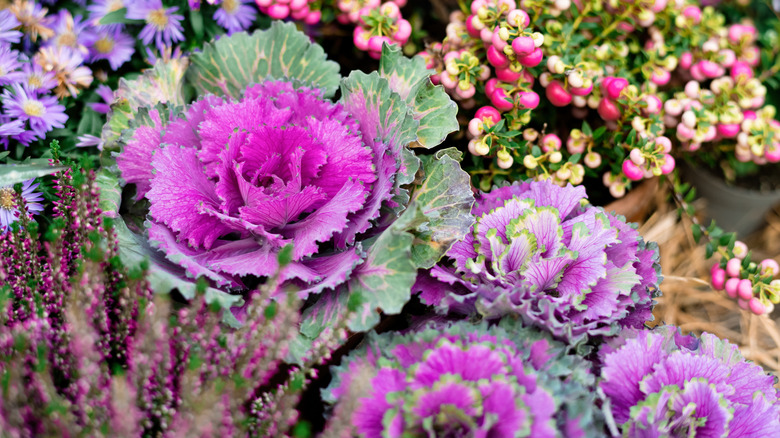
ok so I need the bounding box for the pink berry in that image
[651,69,670,85]
[490,88,515,111]
[475,106,501,123]
[545,80,572,107]
[517,48,543,67]
[507,9,529,28]
[541,134,561,152]
[267,3,290,19]
[485,78,499,97]
[367,35,388,53]
[655,136,672,153]
[495,66,522,82]
[456,84,476,99]
[597,98,621,121]
[491,30,507,50]
[605,77,628,100]
[517,91,540,109]
[698,60,723,78]
[394,19,412,41]
[660,154,675,175]
[680,52,693,70]
[716,124,739,139]
[725,277,740,298]
[760,259,780,277]
[622,159,644,181]
[738,298,749,310]
[731,61,753,80]
[726,258,742,278]
[749,297,767,315]
[304,10,321,24]
[487,45,509,68]
[737,278,754,301]
[511,36,535,56]
[570,83,593,96]
[711,267,726,290]
[465,16,480,38]
[682,5,701,23]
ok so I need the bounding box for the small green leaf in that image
[692,225,702,243]
[98,8,138,25]
[379,44,458,148]
[0,164,65,187]
[94,168,121,214]
[189,8,204,40]
[187,22,340,98]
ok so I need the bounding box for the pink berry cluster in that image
[419,0,780,196]
[255,0,322,23]
[254,0,410,57]
[710,241,780,316]
[344,0,411,59]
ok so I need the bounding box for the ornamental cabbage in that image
[103,22,471,333]
[599,326,780,436]
[324,320,602,437]
[414,180,661,343]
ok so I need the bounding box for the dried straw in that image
[633,184,780,378]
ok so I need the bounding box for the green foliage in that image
[187,21,341,99]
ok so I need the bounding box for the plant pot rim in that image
[681,161,780,202]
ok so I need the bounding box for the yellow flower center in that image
[28,75,41,88]
[94,36,115,54]
[0,188,15,210]
[57,32,77,48]
[222,0,238,13]
[22,100,45,117]
[147,8,169,30]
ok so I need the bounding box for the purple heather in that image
[325,320,602,437]
[214,0,257,34]
[415,179,661,343]
[0,178,44,230]
[600,326,780,437]
[126,0,185,53]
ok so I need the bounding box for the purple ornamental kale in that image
[415,180,661,343]
[599,326,780,437]
[117,80,396,293]
[324,320,602,437]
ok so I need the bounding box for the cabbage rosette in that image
[100,22,471,331]
[414,180,661,344]
[324,320,603,437]
[599,326,780,437]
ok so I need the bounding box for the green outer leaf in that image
[405,148,475,268]
[379,44,458,148]
[0,164,66,187]
[98,8,138,25]
[187,21,340,99]
[113,216,242,309]
[94,168,121,214]
[101,58,189,158]
[339,70,418,155]
[300,226,416,337]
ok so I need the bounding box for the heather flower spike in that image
[599,326,780,436]
[415,179,661,344]
[103,22,470,334]
[324,319,604,437]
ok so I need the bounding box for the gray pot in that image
[682,163,780,237]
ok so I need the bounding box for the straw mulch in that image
[626,182,780,378]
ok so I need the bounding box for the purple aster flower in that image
[0,45,25,86]
[34,46,94,98]
[84,27,135,70]
[76,134,103,149]
[0,10,23,44]
[88,84,115,114]
[126,0,185,52]
[2,84,68,141]
[0,179,44,230]
[213,0,257,34]
[8,0,55,44]
[46,10,90,55]
[87,0,126,28]
[414,180,661,344]
[324,320,602,437]
[20,62,58,93]
[600,326,780,437]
